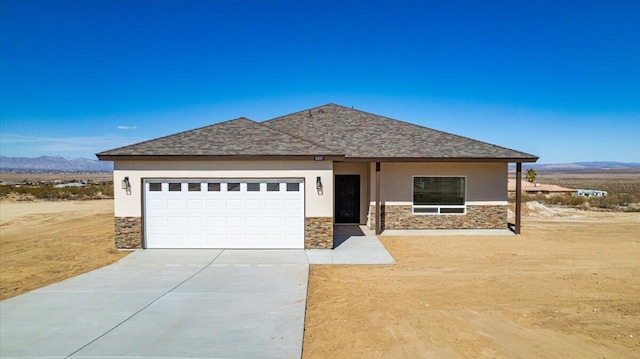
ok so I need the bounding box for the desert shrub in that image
[589,193,638,210]
[509,193,587,207]
[0,184,114,200]
[545,194,588,206]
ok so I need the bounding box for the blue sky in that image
[1,0,638,163]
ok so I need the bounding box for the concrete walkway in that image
[0,250,309,359]
[306,225,396,264]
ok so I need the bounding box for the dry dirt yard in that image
[303,206,640,359]
[1,200,638,358]
[0,199,127,299]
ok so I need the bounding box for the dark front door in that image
[335,175,360,223]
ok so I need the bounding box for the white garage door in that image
[144,179,304,249]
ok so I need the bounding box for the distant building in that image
[53,182,86,188]
[508,179,575,195]
[0,180,24,186]
[575,189,607,198]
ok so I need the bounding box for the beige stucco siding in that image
[370,162,508,204]
[113,160,333,217]
[333,162,370,224]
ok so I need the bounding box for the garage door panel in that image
[166,216,186,227]
[285,199,301,210]
[245,234,265,245]
[167,234,185,246]
[265,199,283,210]
[167,200,184,210]
[186,234,205,247]
[187,216,204,228]
[146,216,166,228]
[225,199,243,210]
[144,179,304,249]
[245,199,262,210]
[206,234,225,247]
[146,199,165,210]
[226,234,242,245]
[285,216,301,228]
[206,199,223,209]
[226,216,243,227]
[187,199,203,210]
[265,216,283,228]
[245,216,263,228]
[206,216,224,227]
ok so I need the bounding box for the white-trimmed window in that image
[413,176,466,215]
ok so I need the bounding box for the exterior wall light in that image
[121,177,132,195]
[316,176,323,195]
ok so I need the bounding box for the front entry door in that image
[335,175,360,223]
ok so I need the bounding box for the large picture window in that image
[413,176,466,214]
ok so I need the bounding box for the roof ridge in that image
[96,117,255,155]
[262,103,340,123]
[259,120,338,154]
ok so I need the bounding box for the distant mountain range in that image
[0,156,638,173]
[512,161,640,172]
[0,156,113,172]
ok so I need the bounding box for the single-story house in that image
[507,179,575,195]
[97,104,538,250]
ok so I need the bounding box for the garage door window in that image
[149,183,162,191]
[188,183,201,191]
[247,183,260,192]
[228,183,240,191]
[267,183,280,192]
[208,183,220,191]
[286,183,299,191]
[169,183,181,192]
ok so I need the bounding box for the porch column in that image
[515,162,522,234]
[375,162,381,235]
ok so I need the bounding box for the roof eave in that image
[96,154,346,162]
[340,156,539,163]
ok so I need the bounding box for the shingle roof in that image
[97,117,337,157]
[262,104,537,160]
[508,179,575,193]
[97,104,538,162]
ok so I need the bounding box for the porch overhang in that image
[338,156,539,163]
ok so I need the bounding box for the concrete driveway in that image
[0,250,309,359]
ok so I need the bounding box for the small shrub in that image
[589,193,638,210]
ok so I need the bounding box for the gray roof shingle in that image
[97,104,538,162]
[97,117,337,157]
[263,104,537,160]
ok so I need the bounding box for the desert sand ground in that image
[0,199,127,299]
[303,206,640,358]
[0,199,638,358]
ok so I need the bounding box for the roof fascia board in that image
[96,155,346,162]
[339,157,539,163]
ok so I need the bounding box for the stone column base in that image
[305,217,333,249]
[115,217,142,249]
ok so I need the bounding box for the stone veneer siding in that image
[305,217,333,249]
[115,217,143,249]
[370,205,507,230]
[368,204,386,232]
